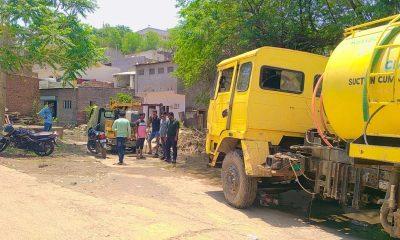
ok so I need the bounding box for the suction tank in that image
[323,24,400,141]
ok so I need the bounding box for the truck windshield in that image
[104,111,115,119]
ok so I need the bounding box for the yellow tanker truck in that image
[206,15,400,238]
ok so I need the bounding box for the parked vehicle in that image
[0,124,57,156]
[206,15,400,238]
[87,124,107,159]
[87,99,142,151]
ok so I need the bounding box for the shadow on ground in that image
[206,190,392,240]
[175,153,220,184]
[0,141,88,159]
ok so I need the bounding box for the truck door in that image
[210,64,237,137]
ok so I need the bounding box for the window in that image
[236,62,252,92]
[210,72,219,99]
[149,68,155,75]
[89,101,95,106]
[158,67,165,74]
[218,67,234,93]
[137,69,145,75]
[161,106,170,114]
[63,100,72,109]
[167,66,174,73]
[260,66,304,94]
[313,74,322,97]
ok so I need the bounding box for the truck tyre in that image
[222,150,257,208]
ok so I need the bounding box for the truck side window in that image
[236,62,252,92]
[218,67,234,93]
[210,72,219,99]
[313,74,322,97]
[260,66,304,94]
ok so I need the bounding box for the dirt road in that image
[0,143,376,240]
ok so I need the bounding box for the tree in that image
[0,0,102,124]
[93,24,132,51]
[171,0,400,89]
[94,25,166,54]
[121,32,143,54]
[141,31,162,51]
[110,93,133,103]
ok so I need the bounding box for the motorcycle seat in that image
[30,132,55,138]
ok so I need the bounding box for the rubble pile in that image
[178,127,206,154]
[6,111,38,125]
[63,124,87,143]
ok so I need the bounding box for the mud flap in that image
[241,140,270,176]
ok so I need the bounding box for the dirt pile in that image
[63,125,87,143]
[178,127,206,154]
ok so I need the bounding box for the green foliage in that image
[121,32,143,54]
[0,0,102,83]
[141,32,162,51]
[94,25,166,54]
[84,104,97,119]
[171,0,400,87]
[93,24,131,51]
[110,93,133,103]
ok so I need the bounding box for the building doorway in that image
[43,100,57,118]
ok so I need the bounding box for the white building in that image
[134,61,178,94]
[142,91,185,121]
[113,60,186,120]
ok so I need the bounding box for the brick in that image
[5,74,40,116]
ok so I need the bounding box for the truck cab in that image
[206,47,328,207]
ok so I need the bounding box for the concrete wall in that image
[135,62,178,94]
[33,64,121,83]
[76,87,135,124]
[40,88,78,126]
[40,87,135,126]
[6,73,40,116]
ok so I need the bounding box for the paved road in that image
[0,155,356,240]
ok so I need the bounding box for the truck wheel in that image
[222,150,257,208]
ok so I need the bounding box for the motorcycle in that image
[87,124,107,159]
[0,124,57,156]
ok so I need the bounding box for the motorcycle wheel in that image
[87,140,98,154]
[100,145,107,159]
[34,141,55,157]
[0,139,10,152]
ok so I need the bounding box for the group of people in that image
[112,110,180,165]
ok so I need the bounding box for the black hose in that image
[363,105,386,145]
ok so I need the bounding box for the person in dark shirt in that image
[165,112,180,163]
[147,110,161,156]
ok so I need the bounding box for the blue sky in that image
[83,0,180,31]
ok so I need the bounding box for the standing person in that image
[112,111,131,165]
[38,103,53,131]
[136,113,147,159]
[147,110,161,157]
[165,112,180,164]
[159,112,169,160]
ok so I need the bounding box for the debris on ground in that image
[63,125,87,143]
[259,193,280,207]
[38,163,49,168]
[6,110,39,125]
[178,127,206,154]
